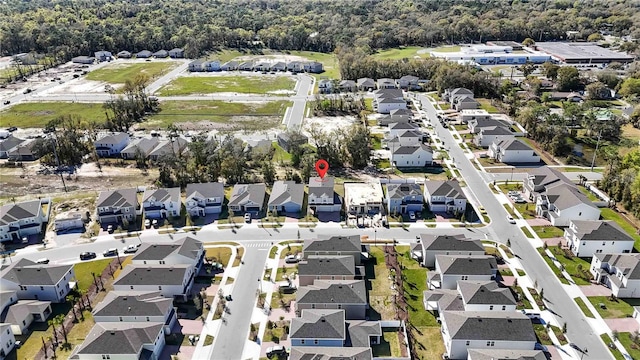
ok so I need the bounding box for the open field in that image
[85,62,177,83]
[145,100,290,131]
[623,124,640,142]
[0,102,107,127]
[372,46,429,60]
[430,45,461,53]
[157,75,295,96]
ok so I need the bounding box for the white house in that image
[391,144,433,168]
[376,98,407,114]
[388,122,421,137]
[0,259,75,303]
[386,129,424,147]
[522,167,571,201]
[423,280,516,313]
[92,291,177,334]
[441,311,536,360]
[467,350,546,360]
[113,265,193,301]
[228,183,266,215]
[185,182,224,217]
[429,255,497,290]
[94,132,130,157]
[96,188,139,225]
[120,137,160,160]
[376,78,396,89]
[69,322,165,360]
[488,139,540,163]
[148,138,188,162]
[142,187,181,219]
[419,234,485,268]
[307,176,341,213]
[386,183,423,215]
[0,199,50,242]
[204,60,221,72]
[188,60,205,72]
[344,182,384,216]
[591,253,640,298]
[474,126,515,148]
[3,299,52,335]
[318,79,334,94]
[565,220,635,257]
[453,97,480,111]
[0,324,16,359]
[423,181,467,214]
[53,212,85,232]
[535,183,600,227]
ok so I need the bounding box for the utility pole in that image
[590,130,602,172]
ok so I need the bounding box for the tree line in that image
[1,0,639,59]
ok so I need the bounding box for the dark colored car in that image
[3,101,10,105]
[103,248,118,257]
[79,252,97,261]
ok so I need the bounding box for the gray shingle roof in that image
[97,188,137,208]
[389,122,419,131]
[133,236,202,262]
[304,235,361,253]
[0,199,42,226]
[347,320,381,347]
[393,144,432,155]
[442,311,536,341]
[420,234,484,252]
[121,137,160,156]
[467,349,546,360]
[290,309,345,340]
[71,322,163,356]
[297,280,367,305]
[423,289,464,311]
[525,167,572,188]
[290,346,372,360]
[570,220,634,242]
[298,256,356,277]
[228,183,266,207]
[595,253,640,280]
[1,299,51,325]
[268,181,305,207]
[142,187,180,204]
[92,291,173,318]
[186,182,224,200]
[436,255,497,276]
[113,265,190,286]
[1,259,73,286]
[458,281,516,306]
[387,183,422,199]
[356,78,375,86]
[0,136,25,152]
[149,138,188,157]
[496,138,533,151]
[544,183,597,210]
[480,126,513,136]
[424,180,466,199]
[97,132,128,145]
[378,98,405,104]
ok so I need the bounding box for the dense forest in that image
[1,0,639,59]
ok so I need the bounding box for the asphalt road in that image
[283,74,313,129]
[419,95,612,360]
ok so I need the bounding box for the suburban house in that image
[131,237,205,274]
[148,138,189,162]
[136,50,153,58]
[120,137,160,160]
[303,235,363,265]
[168,48,184,58]
[69,322,165,360]
[239,61,254,71]
[0,323,16,358]
[53,212,85,232]
[548,91,583,102]
[318,79,334,94]
[7,141,38,161]
[153,50,168,58]
[423,181,467,214]
[220,61,239,71]
[357,78,375,91]
[487,139,540,163]
[423,280,516,313]
[142,187,181,219]
[0,136,25,158]
[378,114,410,126]
[376,97,407,114]
[535,183,600,227]
[117,50,132,58]
[453,97,480,111]
[386,129,424,146]
[565,220,634,257]
[390,108,413,119]
[391,144,433,168]
[304,61,324,73]
[277,132,308,152]
[428,255,497,290]
[188,60,205,72]
[0,199,50,242]
[2,299,52,335]
[94,51,113,62]
[289,347,373,360]
[298,256,363,286]
[440,311,536,360]
[466,116,507,132]
[474,126,514,148]
[228,183,266,215]
[386,183,423,215]
[523,167,570,201]
[271,62,286,72]
[290,309,346,347]
[296,280,368,319]
[444,88,474,107]
[94,132,130,157]
[307,176,341,213]
[420,234,485,268]
[376,78,396,89]
[339,80,357,92]
[113,265,194,300]
[185,182,225,217]
[92,291,177,334]
[388,122,420,135]
[591,253,640,297]
[71,56,95,64]
[254,62,271,72]
[396,75,420,90]
[287,61,304,72]
[0,259,75,302]
[467,349,546,360]
[268,181,305,214]
[344,182,384,216]
[96,188,139,225]
[204,60,221,72]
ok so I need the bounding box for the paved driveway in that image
[605,318,640,332]
[179,319,204,334]
[580,284,612,297]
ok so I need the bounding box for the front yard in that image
[538,247,592,285]
[531,226,565,239]
[587,296,640,318]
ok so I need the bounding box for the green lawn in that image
[537,249,570,285]
[600,208,640,249]
[206,49,245,62]
[574,297,595,318]
[156,75,296,96]
[498,183,523,193]
[372,46,429,60]
[531,226,565,239]
[617,333,640,360]
[146,100,290,130]
[533,324,553,345]
[371,329,402,357]
[550,324,568,345]
[86,62,177,83]
[0,102,107,127]
[541,246,593,285]
[272,143,292,164]
[587,296,640,318]
[371,133,384,150]
[405,268,438,326]
[430,45,461,53]
[520,226,533,238]
[74,259,113,292]
[514,203,537,219]
[477,98,500,113]
[603,333,626,360]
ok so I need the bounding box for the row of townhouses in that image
[189,59,323,73]
[71,48,185,64]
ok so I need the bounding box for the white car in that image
[144,219,151,228]
[244,213,252,223]
[35,258,50,264]
[409,211,416,220]
[506,215,516,224]
[123,245,138,254]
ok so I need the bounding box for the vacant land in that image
[86,62,177,83]
[372,46,429,60]
[145,100,290,131]
[623,124,640,142]
[1,102,106,127]
[287,50,340,80]
[157,75,295,96]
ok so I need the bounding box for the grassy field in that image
[430,45,461,53]
[587,296,640,318]
[156,75,296,96]
[0,102,107,127]
[477,98,500,113]
[372,46,429,60]
[368,247,397,321]
[622,124,640,142]
[206,49,245,62]
[86,62,177,84]
[600,208,640,249]
[146,100,290,130]
[74,259,113,291]
[371,329,402,357]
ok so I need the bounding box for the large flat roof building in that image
[535,42,634,64]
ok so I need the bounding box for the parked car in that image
[285,254,301,264]
[534,343,548,352]
[409,211,416,220]
[23,88,32,94]
[506,215,516,224]
[144,219,151,228]
[478,206,487,214]
[266,345,287,359]
[107,224,114,233]
[14,340,22,348]
[244,213,251,223]
[2,100,10,105]
[123,245,138,254]
[35,258,50,264]
[152,219,158,228]
[103,248,118,257]
[79,252,97,261]
[7,126,17,132]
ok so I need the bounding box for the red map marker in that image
[315,159,329,179]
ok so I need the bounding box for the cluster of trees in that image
[311,95,367,116]
[2,0,639,59]
[103,74,159,132]
[32,116,92,167]
[307,123,370,169]
[599,149,640,219]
